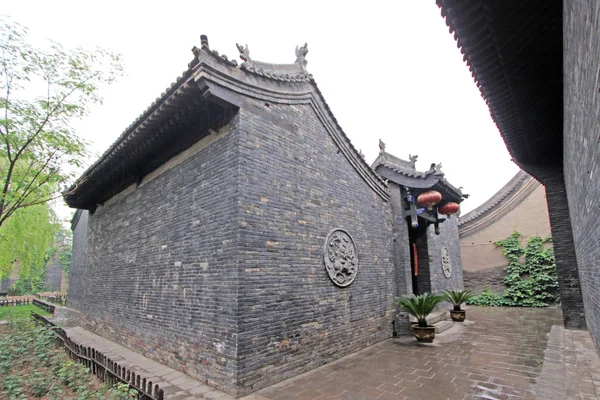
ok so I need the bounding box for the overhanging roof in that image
[436,1,562,178]
[372,150,465,203]
[64,36,389,210]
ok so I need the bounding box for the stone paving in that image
[48,306,600,399]
[247,307,600,400]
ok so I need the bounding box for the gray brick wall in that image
[67,119,241,394]
[66,92,466,396]
[389,184,412,298]
[564,1,600,345]
[389,184,413,336]
[463,267,506,295]
[235,100,395,395]
[69,210,88,309]
[428,216,464,294]
[542,169,586,329]
[44,252,63,292]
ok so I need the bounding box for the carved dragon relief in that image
[442,247,452,278]
[324,229,359,287]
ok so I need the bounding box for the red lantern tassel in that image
[412,243,418,276]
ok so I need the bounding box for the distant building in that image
[458,171,551,294]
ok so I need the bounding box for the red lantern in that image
[438,202,460,215]
[417,190,442,209]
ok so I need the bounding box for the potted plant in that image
[395,292,444,342]
[442,290,475,322]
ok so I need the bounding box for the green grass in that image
[0,304,51,320]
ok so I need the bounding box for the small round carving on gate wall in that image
[324,229,358,287]
[441,247,452,278]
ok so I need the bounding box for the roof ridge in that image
[458,170,534,227]
[65,36,390,207]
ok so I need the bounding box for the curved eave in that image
[192,46,389,201]
[436,0,563,174]
[458,171,540,238]
[431,179,464,204]
[64,41,390,209]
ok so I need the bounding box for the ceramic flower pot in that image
[450,309,466,322]
[412,325,436,342]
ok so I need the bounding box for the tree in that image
[0,16,124,228]
[0,203,58,283]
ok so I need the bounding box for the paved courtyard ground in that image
[48,306,600,399]
[246,307,600,400]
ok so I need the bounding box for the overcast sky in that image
[4,0,520,218]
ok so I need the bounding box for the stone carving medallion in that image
[442,247,452,278]
[324,229,358,287]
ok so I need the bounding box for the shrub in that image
[395,292,444,327]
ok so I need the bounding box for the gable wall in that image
[235,99,395,395]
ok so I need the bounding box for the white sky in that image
[4,0,520,219]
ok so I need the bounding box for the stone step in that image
[409,309,448,325]
[434,320,454,334]
[409,310,454,335]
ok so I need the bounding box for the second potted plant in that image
[395,292,444,342]
[442,290,475,322]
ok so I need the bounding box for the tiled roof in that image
[371,152,432,179]
[64,36,389,209]
[372,151,464,202]
[458,170,541,237]
[436,1,562,175]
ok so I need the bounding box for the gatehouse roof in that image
[372,149,466,203]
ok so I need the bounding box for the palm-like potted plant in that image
[442,290,474,322]
[395,292,444,342]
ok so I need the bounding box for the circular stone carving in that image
[441,247,452,278]
[324,229,358,287]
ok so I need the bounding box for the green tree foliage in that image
[0,203,58,285]
[0,16,124,228]
[468,232,559,307]
[501,233,558,306]
[58,246,72,277]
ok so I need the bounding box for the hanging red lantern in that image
[417,190,442,209]
[438,202,460,215]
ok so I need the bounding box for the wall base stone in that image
[464,266,507,295]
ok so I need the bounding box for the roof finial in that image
[408,154,418,169]
[429,162,443,174]
[236,43,252,63]
[200,34,209,48]
[295,43,308,72]
[379,139,386,154]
